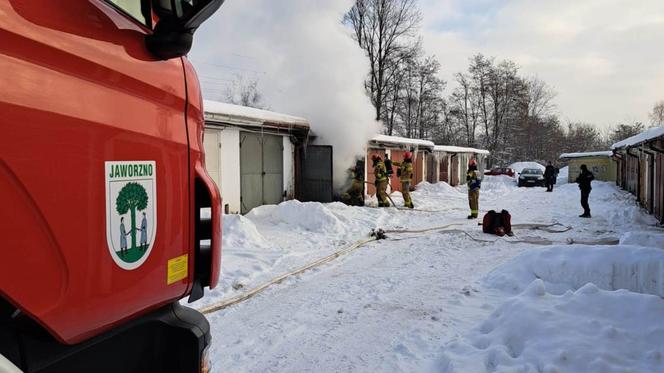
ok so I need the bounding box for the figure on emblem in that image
[139,212,148,251]
[119,217,129,256]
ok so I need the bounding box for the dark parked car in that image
[518,168,545,187]
[485,167,515,177]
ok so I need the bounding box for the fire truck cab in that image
[0,1,223,372]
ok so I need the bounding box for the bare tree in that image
[224,75,267,109]
[650,101,664,127]
[344,0,422,121]
[608,122,645,145]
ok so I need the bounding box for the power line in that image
[190,59,267,74]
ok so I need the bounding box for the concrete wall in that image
[567,156,617,183]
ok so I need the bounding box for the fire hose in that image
[198,222,616,315]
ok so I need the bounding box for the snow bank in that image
[413,181,463,196]
[223,214,272,249]
[246,200,347,234]
[556,166,568,184]
[509,161,545,175]
[480,175,517,195]
[439,280,664,373]
[620,231,664,248]
[484,244,664,298]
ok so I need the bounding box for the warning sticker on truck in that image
[105,161,157,271]
[167,254,188,285]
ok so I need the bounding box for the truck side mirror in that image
[146,0,225,60]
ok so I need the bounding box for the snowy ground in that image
[191,176,664,372]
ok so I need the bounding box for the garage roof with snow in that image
[559,151,613,159]
[433,145,490,155]
[370,134,435,149]
[204,100,310,129]
[611,126,664,149]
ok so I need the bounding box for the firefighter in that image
[466,159,481,219]
[575,164,595,218]
[393,151,414,208]
[341,160,365,206]
[372,154,390,207]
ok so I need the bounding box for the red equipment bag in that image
[482,210,497,234]
[500,209,512,235]
[482,210,512,236]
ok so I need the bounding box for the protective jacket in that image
[374,161,388,182]
[393,160,413,182]
[466,169,481,191]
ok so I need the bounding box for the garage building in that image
[612,126,664,222]
[559,151,616,183]
[431,146,490,186]
[366,135,435,195]
[203,100,310,214]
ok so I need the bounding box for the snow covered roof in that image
[204,100,310,129]
[370,134,435,149]
[611,126,664,149]
[433,145,490,155]
[559,151,613,159]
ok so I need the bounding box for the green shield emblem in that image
[105,161,157,270]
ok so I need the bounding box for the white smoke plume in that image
[191,0,380,188]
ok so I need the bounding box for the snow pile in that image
[620,231,664,248]
[413,181,463,196]
[480,175,518,195]
[222,214,272,249]
[509,161,545,175]
[484,244,664,297]
[246,200,347,234]
[556,166,568,184]
[439,280,664,373]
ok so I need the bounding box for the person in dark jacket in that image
[544,161,556,192]
[575,164,595,218]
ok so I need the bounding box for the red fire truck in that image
[0,1,223,372]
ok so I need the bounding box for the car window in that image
[106,0,151,27]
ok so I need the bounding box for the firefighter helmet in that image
[404,151,412,160]
[469,159,478,167]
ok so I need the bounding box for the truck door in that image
[0,0,191,343]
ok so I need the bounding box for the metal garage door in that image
[299,145,333,202]
[240,132,283,214]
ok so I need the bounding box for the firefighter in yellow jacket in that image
[372,155,390,207]
[341,160,365,206]
[393,151,414,209]
[466,159,481,219]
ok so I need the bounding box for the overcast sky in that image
[192,0,664,129]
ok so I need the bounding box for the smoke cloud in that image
[191,0,380,188]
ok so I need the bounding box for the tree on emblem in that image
[116,182,148,251]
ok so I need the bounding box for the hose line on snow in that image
[198,221,615,315]
[198,237,378,314]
